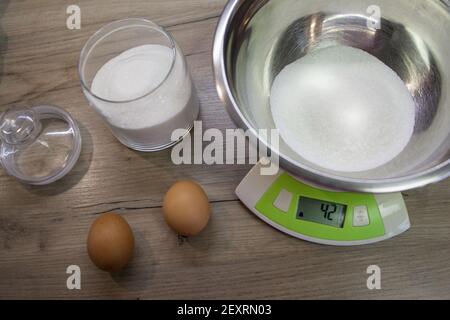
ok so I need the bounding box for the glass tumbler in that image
[78,18,199,152]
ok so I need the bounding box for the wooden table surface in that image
[1,0,449,300]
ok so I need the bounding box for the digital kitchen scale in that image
[236,162,410,246]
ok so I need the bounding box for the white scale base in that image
[236,162,410,246]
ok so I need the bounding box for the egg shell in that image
[87,213,134,273]
[163,181,211,236]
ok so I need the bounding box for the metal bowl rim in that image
[212,0,450,193]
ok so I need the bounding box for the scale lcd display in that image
[296,197,347,228]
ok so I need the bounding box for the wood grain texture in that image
[1,0,450,300]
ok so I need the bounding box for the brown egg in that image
[163,181,211,236]
[87,213,134,272]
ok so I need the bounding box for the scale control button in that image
[353,206,370,227]
[273,189,292,213]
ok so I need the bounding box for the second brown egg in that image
[163,180,211,236]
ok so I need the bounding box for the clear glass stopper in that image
[0,107,41,146]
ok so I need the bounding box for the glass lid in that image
[0,105,82,185]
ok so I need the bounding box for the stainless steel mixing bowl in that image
[213,0,450,193]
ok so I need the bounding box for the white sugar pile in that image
[90,44,198,147]
[270,46,416,172]
[92,44,173,103]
